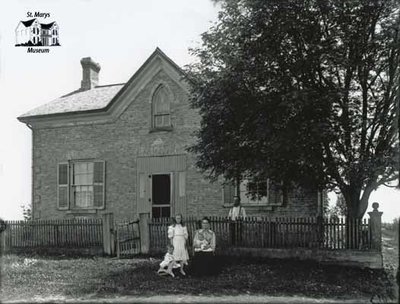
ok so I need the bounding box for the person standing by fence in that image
[228,196,246,245]
[168,214,189,275]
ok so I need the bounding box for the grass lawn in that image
[381,223,399,301]
[0,225,398,302]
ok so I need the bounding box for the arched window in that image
[152,85,171,128]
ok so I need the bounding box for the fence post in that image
[0,231,6,254]
[102,213,115,256]
[368,202,383,251]
[139,213,150,254]
[0,219,7,254]
[316,215,324,248]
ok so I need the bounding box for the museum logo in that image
[15,12,60,53]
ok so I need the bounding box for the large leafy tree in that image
[187,0,399,218]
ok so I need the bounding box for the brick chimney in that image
[80,57,101,90]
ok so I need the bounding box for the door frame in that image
[149,172,173,218]
[136,154,187,218]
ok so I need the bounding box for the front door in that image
[151,174,171,218]
[136,155,187,218]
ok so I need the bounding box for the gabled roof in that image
[21,19,36,27]
[19,84,124,118]
[18,48,189,123]
[41,22,55,29]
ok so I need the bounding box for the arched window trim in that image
[150,83,173,131]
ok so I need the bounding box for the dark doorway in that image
[152,174,171,218]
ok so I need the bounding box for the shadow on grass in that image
[6,248,104,260]
[68,256,396,300]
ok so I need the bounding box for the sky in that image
[0,0,398,223]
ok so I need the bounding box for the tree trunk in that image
[341,182,375,249]
[342,186,361,219]
[357,182,376,218]
[342,185,360,249]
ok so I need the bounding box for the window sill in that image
[242,204,275,211]
[66,209,97,215]
[149,126,173,133]
[222,204,275,211]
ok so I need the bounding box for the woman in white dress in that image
[168,214,189,275]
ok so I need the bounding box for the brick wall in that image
[32,69,318,222]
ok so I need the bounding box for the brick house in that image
[18,48,324,222]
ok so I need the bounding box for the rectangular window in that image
[73,162,94,208]
[239,179,269,205]
[57,160,105,210]
[235,179,286,206]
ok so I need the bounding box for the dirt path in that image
[5,294,371,303]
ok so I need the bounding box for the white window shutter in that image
[93,161,105,208]
[178,172,186,197]
[57,163,69,210]
[223,182,235,205]
[174,171,186,217]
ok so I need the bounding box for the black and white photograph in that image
[0,0,399,303]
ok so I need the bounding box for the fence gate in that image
[115,219,141,258]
